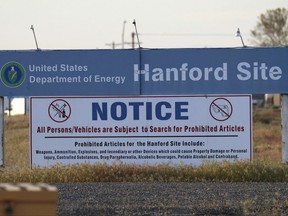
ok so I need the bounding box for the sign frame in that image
[30,95,252,167]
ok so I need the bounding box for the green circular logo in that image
[0,62,26,88]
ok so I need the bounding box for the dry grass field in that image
[4,114,30,168]
[2,108,288,215]
[4,107,283,167]
[253,107,282,161]
[1,107,286,183]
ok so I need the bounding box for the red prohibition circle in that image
[209,98,233,121]
[48,99,71,123]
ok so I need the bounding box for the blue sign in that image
[0,47,287,96]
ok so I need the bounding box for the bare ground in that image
[56,182,288,216]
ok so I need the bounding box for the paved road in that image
[55,182,288,215]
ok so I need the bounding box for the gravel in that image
[55,182,288,216]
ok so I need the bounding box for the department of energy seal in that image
[0,62,26,88]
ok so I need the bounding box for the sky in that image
[1,0,288,50]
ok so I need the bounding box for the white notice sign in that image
[30,95,252,167]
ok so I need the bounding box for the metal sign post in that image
[281,94,288,162]
[0,97,4,166]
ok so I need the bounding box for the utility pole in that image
[123,32,141,49]
[132,32,135,49]
[106,21,141,49]
[105,41,121,49]
[122,20,127,49]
